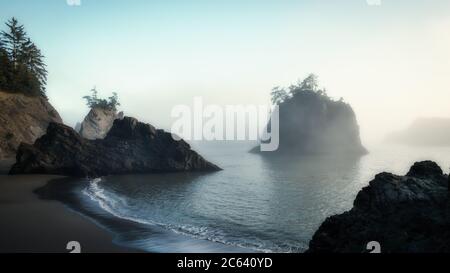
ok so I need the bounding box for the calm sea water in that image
[80,142,450,253]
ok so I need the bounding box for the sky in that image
[0,0,449,144]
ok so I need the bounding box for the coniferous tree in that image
[20,38,47,96]
[1,17,27,69]
[272,74,329,106]
[13,63,40,96]
[0,17,47,97]
[270,87,289,105]
[0,49,14,91]
[0,27,8,90]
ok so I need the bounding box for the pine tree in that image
[0,50,9,90]
[20,38,47,96]
[1,17,27,69]
[270,87,289,105]
[0,45,14,92]
[0,27,8,90]
[289,74,321,96]
[13,63,40,96]
[299,74,319,91]
[0,18,48,97]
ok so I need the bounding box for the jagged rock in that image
[406,160,444,179]
[251,90,367,155]
[79,107,124,140]
[9,117,221,177]
[0,90,62,159]
[307,161,450,253]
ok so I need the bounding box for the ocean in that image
[49,142,450,253]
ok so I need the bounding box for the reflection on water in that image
[71,142,450,253]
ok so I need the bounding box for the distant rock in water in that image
[79,107,124,140]
[0,90,62,159]
[307,161,450,253]
[10,117,221,177]
[386,117,450,146]
[251,88,367,155]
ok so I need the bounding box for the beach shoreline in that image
[0,174,142,253]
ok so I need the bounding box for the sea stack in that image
[79,107,124,140]
[251,77,367,155]
[10,116,221,177]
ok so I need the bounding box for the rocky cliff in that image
[308,161,450,253]
[0,90,62,159]
[9,117,220,177]
[252,90,367,155]
[79,107,124,140]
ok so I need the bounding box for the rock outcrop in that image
[79,107,124,140]
[0,90,62,159]
[10,117,221,177]
[251,90,367,155]
[308,161,450,253]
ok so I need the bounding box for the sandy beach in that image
[0,172,141,253]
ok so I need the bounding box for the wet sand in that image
[0,174,141,253]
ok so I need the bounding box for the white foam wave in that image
[82,178,301,253]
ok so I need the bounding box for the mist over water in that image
[81,142,450,253]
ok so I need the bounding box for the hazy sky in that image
[1,0,449,144]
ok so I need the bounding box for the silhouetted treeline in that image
[0,18,47,98]
[270,74,331,105]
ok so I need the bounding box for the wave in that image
[82,178,301,253]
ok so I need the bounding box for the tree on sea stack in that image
[83,87,121,111]
[271,74,327,105]
[270,86,289,105]
[289,73,322,96]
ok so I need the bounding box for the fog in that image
[1,0,449,146]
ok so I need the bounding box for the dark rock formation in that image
[251,90,367,155]
[79,107,124,140]
[10,117,221,177]
[308,161,450,253]
[0,90,62,159]
[386,118,450,146]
